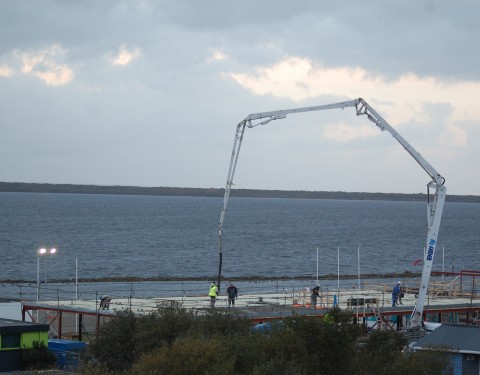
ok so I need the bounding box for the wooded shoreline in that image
[1,182,479,203]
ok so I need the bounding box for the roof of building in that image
[411,324,480,354]
[0,318,49,334]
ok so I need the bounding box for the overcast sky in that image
[1,1,479,195]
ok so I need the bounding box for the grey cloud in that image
[0,0,479,194]
[3,1,479,80]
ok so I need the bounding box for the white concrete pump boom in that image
[217,98,446,328]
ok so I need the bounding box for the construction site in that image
[19,270,480,342]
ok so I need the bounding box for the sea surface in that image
[0,192,479,301]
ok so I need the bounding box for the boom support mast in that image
[217,98,446,328]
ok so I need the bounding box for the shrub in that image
[130,336,233,375]
[83,306,454,375]
[390,348,454,375]
[281,308,361,375]
[191,309,252,338]
[21,340,56,370]
[135,306,195,353]
[87,310,137,372]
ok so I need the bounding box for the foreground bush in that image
[82,307,453,375]
[131,336,232,375]
[390,348,454,375]
[85,306,251,373]
[21,340,56,371]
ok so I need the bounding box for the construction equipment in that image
[217,98,446,329]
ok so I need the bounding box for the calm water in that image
[0,192,479,299]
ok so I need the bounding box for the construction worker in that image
[99,295,112,310]
[209,281,218,307]
[311,285,320,309]
[226,282,238,307]
[392,281,401,306]
[397,281,404,304]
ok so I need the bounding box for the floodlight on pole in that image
[36,247,57,301]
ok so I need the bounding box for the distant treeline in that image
[0,181,479,203]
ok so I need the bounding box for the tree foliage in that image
[21,340,56,371]
[82,307,454,375]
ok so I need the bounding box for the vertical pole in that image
[357,245,361,290]
[44,256,48,301]
[337,247,340,305]
[75,257,78,300]
[58,311,62,339]
[316,246,319,285]
[75,257,79,335]
[36,257,40,301]
[442,245,445,282]
[78,314,83,342]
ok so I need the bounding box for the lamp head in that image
[38,247,57,255]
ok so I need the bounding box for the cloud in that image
[109,45,142,66]
[440,123,467,148]
[0,1,479,195]
[207,50,229,62]
[0,65,14,77]
[17,45,73,86]
[323,122,379,143]
[230,57,314,101]
[227,56,479,148]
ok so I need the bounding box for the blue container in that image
[252,322,272,332]
[48,339,87,370]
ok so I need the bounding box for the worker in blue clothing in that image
[397,282,404,304]
[392,281,401,306]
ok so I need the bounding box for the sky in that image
[1,0,479,195]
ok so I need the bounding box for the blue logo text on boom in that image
[426,239,436,261]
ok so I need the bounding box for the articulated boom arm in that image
[217,98,446,328]
[352,99,447,328]
[354,99,445,188]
